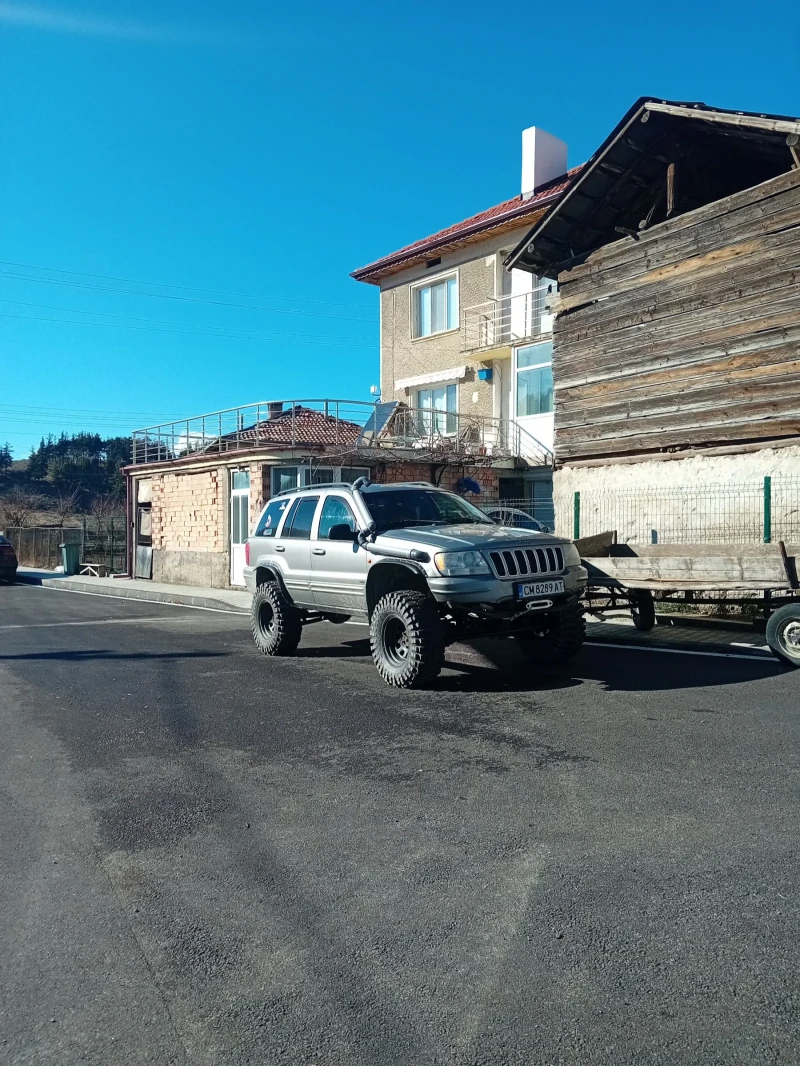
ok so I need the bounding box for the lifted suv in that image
[244,480,587,688]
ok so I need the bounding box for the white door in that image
[230,469,250,586]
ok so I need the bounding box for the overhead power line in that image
[0,270,374,322]
[0,259,370,311]
[0,309,377,348]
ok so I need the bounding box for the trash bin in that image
[60,542,80,576]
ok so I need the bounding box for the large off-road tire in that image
[370,590,444,689]
[631,591,656,631]
[766,604,800,667]
[514,604,586,665]
[251,582,302,657]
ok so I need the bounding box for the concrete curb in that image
[15,572,249,614]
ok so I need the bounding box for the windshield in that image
[363,489,493,534]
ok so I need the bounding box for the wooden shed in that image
[506,99,800,544]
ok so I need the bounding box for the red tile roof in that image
[237,406,362,448]
[352,168,581,284]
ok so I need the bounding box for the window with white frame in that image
[515,341,553,417]
[416,383,457,434]
[270,465,370,497]
[412,273,458,338]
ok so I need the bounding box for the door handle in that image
[275,545,285,552]
[312,548,326,556]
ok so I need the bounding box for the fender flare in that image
[253,562,289,597]
[365,558,431,615]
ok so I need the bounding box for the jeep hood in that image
[375,524,568,551]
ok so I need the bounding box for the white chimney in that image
[521,127,568,200]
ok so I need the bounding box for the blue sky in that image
[1,0,798,454]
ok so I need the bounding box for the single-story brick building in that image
[125,398,550,589]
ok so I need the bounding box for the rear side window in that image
[284,496,319,539]
[255,498,291,538]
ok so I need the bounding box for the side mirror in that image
[328,523,358,542]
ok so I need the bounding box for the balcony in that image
[130,399,553,468]
[462,283,553,353]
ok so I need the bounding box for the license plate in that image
[516,579,565,599]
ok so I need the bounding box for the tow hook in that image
[525,599,553,612]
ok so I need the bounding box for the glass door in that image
[229,469,250,586]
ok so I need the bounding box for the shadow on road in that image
[292,632,783,694]
[0,649,228,663]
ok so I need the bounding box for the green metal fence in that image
[5,518,128,573]
[567,477,800,545]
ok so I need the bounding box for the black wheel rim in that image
[383,616,410,667]
[259,601,275,636]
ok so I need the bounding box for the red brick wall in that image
[370,461,499,498]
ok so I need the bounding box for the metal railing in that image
[131,399,553,467]
[462,284,554,352]
[131,399,376,465]
[475,497,556,533]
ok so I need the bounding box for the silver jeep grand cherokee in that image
[244,479,587,688]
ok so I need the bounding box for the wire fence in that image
[564,477,800,545]
[4,518,128,573]
[476,497,557,532]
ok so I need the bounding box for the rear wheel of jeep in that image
[370,590,444,688]
[251,582,302,656]
[514,604,586,665]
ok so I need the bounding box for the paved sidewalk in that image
[15,568,250,613]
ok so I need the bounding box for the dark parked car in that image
[0,534,18,583]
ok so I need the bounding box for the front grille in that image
[488,545,564,579]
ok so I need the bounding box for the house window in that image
[417,383,457,434]
[515,341,553,417]
[412,273,458,338]
[270,465,372,497]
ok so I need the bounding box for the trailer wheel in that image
[766,604,800,667]
[631,591,656,631]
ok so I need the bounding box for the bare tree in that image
[52,487,81,528]
[90,493,124,534]
[0,488,48,529]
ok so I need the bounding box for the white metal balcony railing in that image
[462,283,554,353]
[130,399,553,468]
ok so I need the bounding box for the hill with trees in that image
[0,433,131,529]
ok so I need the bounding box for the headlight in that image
[433,550,491,577]
[563,543,581,567]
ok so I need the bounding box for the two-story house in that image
[352,127,577,527]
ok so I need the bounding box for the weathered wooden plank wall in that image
[552,167,800,461]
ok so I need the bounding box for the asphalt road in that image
[1,585,799,1065]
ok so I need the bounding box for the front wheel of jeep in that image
[514,604,586,666]
[370,590,444,688]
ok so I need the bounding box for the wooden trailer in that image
[577,534,800,665]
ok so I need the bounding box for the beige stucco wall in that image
[379,225,532,422]
[553,446,800,544]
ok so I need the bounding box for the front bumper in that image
[427,565,587,611]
